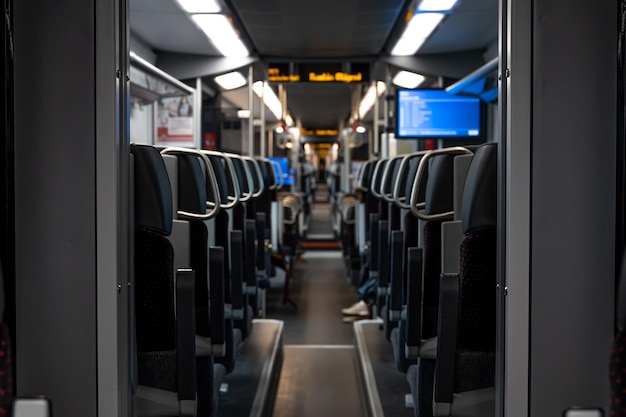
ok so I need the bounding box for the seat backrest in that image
[611,249,626,416]
[131,144,182,397]
[0,258,12,415]
[132,144,175,355]
[454,142,498,393]
[421,153,457,338]
[177,154,212,336]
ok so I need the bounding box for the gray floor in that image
[267,197,369,417]
[220,196,415,417]
[267,192,359,345]
[266,250,359,345]
[271,346,368,417]
[218,320,283,417]
[307,203,335,236]
[359,321,416,417]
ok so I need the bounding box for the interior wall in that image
[528,0,616,413]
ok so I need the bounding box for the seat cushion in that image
[407,358,435,417]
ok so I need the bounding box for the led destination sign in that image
[267,62,370,84]
[300,128,339,136]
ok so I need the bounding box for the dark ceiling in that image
[130,0,499,130]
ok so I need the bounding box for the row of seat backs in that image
[354,144,497,416]
[405,143,497,417]
[131,145,277,416]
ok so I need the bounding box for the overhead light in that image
[417,0,459,12]
[354,124,367,134]
[253,81,282,120]
[275,125,285,134]
[358,81,386,119]
[393,71,426,89]
[285,114,294,126]
[192,14,248,57]
[214,71,247,90]
[237,109,250,118]
[391,13,445,56]
[175,0,220,13]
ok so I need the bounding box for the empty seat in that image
[132,144,229,417]
[611,249,626,416]
[411,142,498,417]
[0,258,12,415]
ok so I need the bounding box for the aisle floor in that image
[271,346,368,417]
[267,197,368,417]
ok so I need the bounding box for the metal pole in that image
[260,80,266,157]
[374,81,381,157]
[268,129,274,157]
[341,121,350,192]
[195,77,202,149]
[248,64,254,156]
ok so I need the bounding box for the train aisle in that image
[267,186,368,417]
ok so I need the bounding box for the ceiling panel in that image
[284,83,355,128]
[129,0,499,131]
[230,0,407,57]
[131,0,222,55]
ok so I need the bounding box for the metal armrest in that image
[405,247,423,359]
[230,230,244,320]
[256,212,267,272]
[208,248,226,357]
[175,269,197,402]
[377,220,390,304]
[389,230,404,321]
[434,273,460,409]
[245,220,258,294]
[369,213,379,273]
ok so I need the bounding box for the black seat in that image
[611,248,626,416]
[0,258,12,415]
[400,152,460,378]
[131,144,203,416]
[410,142,498,417]
[167,151,248,389]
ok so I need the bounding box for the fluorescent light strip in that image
[418,0,458,12]
[253,81,282,120]
[176,0,220,13]
[391,13,445,56]
[358,81,386,119]
[393,71,426,89]
[214,71,247,90]
[192,14,248,57]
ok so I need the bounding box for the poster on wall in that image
[156,95,195,147]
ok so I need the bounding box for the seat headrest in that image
[246,159,262,193]
[131,144,173,236]
[372,159,388,194]
[260,160,276,188]
[206,155,230,205]
[404,156,428,205]
[177,154,207,215]
[360,160,376,190]
[231,158,249,194]
[382,158,402,195]
[461,142,498,234]
[424,154,455,216]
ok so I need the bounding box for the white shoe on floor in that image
[341,300,370,317]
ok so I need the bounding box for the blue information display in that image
[267,157,294,186]
[396,89,481,139]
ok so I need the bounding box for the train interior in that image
[2,0,625,416]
